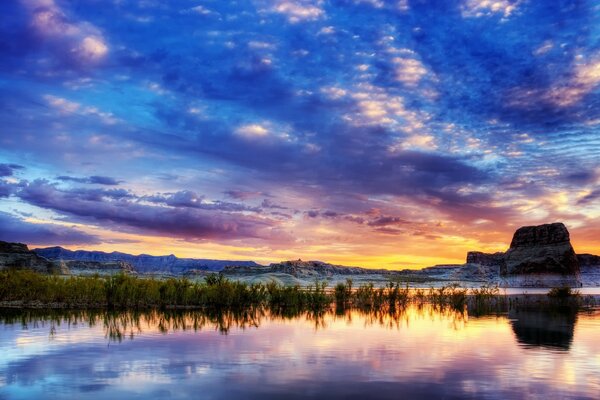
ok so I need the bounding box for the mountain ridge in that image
[34,246,262,274]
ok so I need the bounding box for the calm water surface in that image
[0,304,599,399]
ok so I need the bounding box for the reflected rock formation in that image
[509,308,577,350]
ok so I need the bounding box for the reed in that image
[0,270,331,310]
[2,270,591,312]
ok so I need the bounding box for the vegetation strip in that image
[0,271,592,311]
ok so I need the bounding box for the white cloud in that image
[78,36,108,61]
[248,41,276,50]
[397,0,410,12]
[235,124,270,138]
[353,0,384,8]
[318,26,335,35]
[461,0,521,19]
[533,41,554,56]
[340,83,430,131]
[44,95,118,124]
[397,134,437,151]
[44,95,80,113]
[271,1,324,23]
[392,57,428,86]
[510,54,600,108]
[190,5,212,15]
[320,86,347,99]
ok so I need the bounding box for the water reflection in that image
[0,302,599,399]
[0,305,475,341]
[509,307,578,350]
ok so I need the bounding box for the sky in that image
[0,0,599,269]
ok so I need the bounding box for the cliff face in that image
[577,254,600,268]
[0,241,60,274]
[466,251,505,267]
[503,223,579,275]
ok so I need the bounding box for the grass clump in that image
[430,284,468,310]
[547,286,580,299]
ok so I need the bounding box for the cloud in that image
[544,57,600,107]
[44,95,118,124]
[261,199,288,210]
[0,181,16,198]
[0,211,101,245]
[577,189,600,205]
[57,175,122,186]
[270,1,325,23]
[21,0,109,66]
[367,216,411,227]
[224,190,266,200]
[0,164,24,177]
[145,190,262,213]
[392,57,428,86]
[461,0,521,18]
[235,124,270,138]
[16,180,277,241]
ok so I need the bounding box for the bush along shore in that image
[0,271,594,312]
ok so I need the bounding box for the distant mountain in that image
[34,246,261,274]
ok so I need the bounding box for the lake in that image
[0,302,599,399]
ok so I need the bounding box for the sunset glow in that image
[1,0,599,268]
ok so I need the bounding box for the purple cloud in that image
[57,175,122,186]
[144,190,262,213]
[0,163,24,177]
[0,211,101,245]
[16,180,278,241]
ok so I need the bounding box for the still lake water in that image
[0,304,599,400]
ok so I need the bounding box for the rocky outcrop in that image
[466,251,505,267]
[0,241,61,274]
[461,223,590,287]
[58,260,135,275]
[577,254,600,268]
[224,259,390,278]
[503,223,579,275]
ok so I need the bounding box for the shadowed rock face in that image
[0,241,59,274]
[578,254,600,268]
[466,251,505,267]
[503,223,579,275]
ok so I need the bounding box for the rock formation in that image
[224,259,389,278]
[0,241,61,274]
[57,260,135,275]
[464,223,581,276]
[466,251,505,267]
[503,223,579,275]
[577,254,600,268]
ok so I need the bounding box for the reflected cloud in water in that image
[0,303,599,399]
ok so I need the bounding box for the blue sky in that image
[0,0,599,267]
